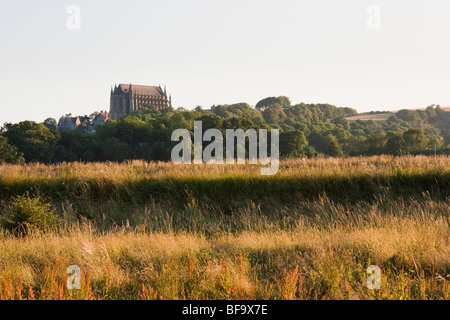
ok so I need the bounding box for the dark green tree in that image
[403,129,429,154]
[262,105,287,124]
[256,96,290,111]
[2,121,59,163]
[384,132,405,156]
[365,133,387,155]
[100,137,132,162]
[0,136,25,164]
[280,131,308,158]
[43,118,58,131]
[327,135,344,157]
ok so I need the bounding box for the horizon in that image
[1,0,449,124]
[3,96,450,125]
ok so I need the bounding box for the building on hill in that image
[92,111,110,130]
[109,83,172,120]
[58,114,80,132]
[58,111,109,133]
[78,116,92,132]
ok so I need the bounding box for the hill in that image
[1,99,449,164]
[346,106,450,121]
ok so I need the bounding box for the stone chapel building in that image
[109,83,172,120]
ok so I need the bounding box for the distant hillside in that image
[346,113,393,121]
[391,106,450,113]
[1,99,449,164]
[347,107,450,121]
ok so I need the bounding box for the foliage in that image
[1,121,59,163]
[0,192,59,234]
[0,137,24,164]
[280,131,308,157]
[43,118,57,131]
[255,96,291,111]
[0,157,448,300]
[1,100,449,164]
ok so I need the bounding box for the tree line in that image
[1,97,449,164]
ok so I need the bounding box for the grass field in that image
[346,107,450,121]
[346,113,393,121]
[0,156,449,300]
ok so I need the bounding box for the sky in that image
[0,0,449,124]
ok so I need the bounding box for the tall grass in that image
[0,156,448,208]
[0,156,448,300]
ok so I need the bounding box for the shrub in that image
[0,192,59,234]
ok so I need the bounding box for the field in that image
[346,113,394,121]
[0,156,449,300]
[346,106,450,122]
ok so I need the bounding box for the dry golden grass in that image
[0,197,448,300]
[0,156,448,300]
[0,155,448,181]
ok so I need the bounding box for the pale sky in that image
[1,0,449,124]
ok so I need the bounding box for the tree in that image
[327,135,344,157]
[197,114,223,131]
[255,96,290,111]
[342,107,358,117]
[403,129,429,154]
[262,105,287,124]
[55,129,100,162]
[277,96,291,108]
[425,106,437,119]
[2,121,59,163]
[288,104,313,123]
[333,116,350,130]
[129,105,161,121]
[211,103,262,120]
[365,133,387,155]
[307,132,329,154]
[384,131,404,156]
[256,97,279,111]
[43,118,57,131]
[396,110,420,123]
[280,131,308,158]
[114,116,149,146]
[426,135,444,152]
[100,137,132,162]
[343,136,367,156]
[0,136,25,164]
